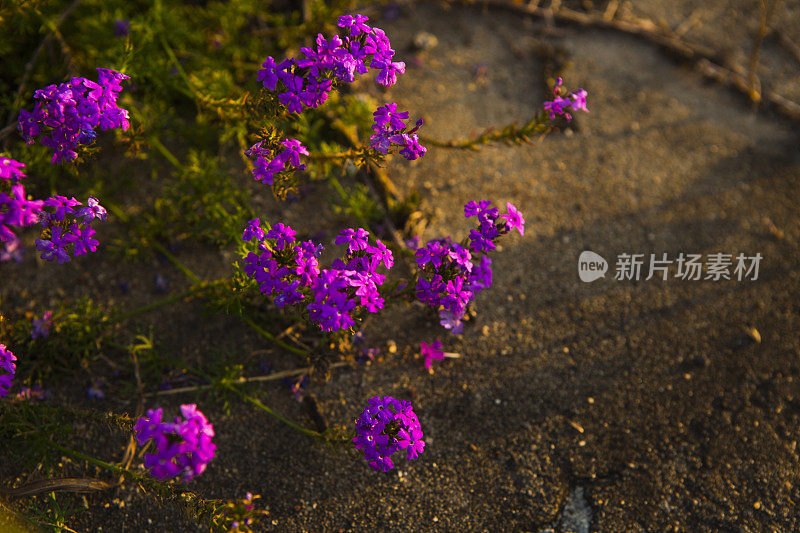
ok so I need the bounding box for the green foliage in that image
[1,297,111,383]
[152,149,255,246]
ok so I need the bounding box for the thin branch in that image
[747,0,779,103]
[148,361,349,397]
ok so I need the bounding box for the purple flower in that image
[44,196,81,221]
[464,200,492,218]
[279,139,309,167]
[0,157,26,182]
[569,88,589,114]
[397,133,426,160]
[154,273,168,293]
[335,227,370,254]
[71,224,99,256]
[367,239,393,269]
[258,14,404,115]
[421,339,445,370]
[396,426,425,460]
[501,202,525,236]
[372,103,409,132]
[373,60,406,87]
[31,311,53,339]
[544,78,588,121]
[337,14,371,36]
[0,344,17,398]
[267,222,297,250]
[243,218,265,242]
[114,19,130,37]
[439,309,464,335]
[86,379,105,400]
[76,196,107,223]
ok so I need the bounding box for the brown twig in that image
[747,0,780,103]
[775,29,800,66]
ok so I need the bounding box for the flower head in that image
[354,396,424,470]
[134,404,216,482]
[501,202,525,236]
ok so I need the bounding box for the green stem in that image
[240,315,308,356]
[148,135,182,170]
[420,115,551,149]
[221,383,322,439]
[50,442,136,480]
[308,147,370,161]
[107,285,206,325]
[151,241,202,284]
[327,175,349,202]
[106,202,202,284]
[154,0,199,102]
[132,352,321,438]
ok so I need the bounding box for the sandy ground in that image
[4,1,800,531]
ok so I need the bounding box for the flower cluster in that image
[244,139,308,186]
[353,396,425,472]
[241,221,393,332]
[415,201,524,334]
[18,68,130,164]
[258,14,404,114]
[133,404,216,482]
[35,196,107,263]
[0,344,17,399]
[544,77,589,121]
[0,156,43,262]
[370,103,427,161]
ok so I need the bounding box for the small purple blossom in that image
[544,78,589,121]
[86,379,105,400]
[114,20,130,37]
[31,311,53,340]
[0,344,17,398]
[0,157,26,182]
[75,196,107,223]
[501,202,525,236]
[243,218,265,242]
